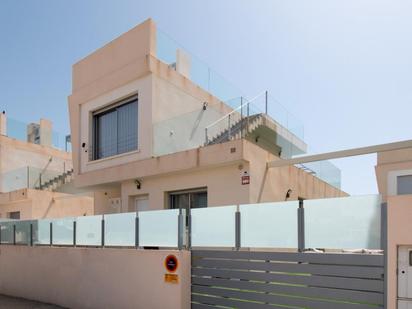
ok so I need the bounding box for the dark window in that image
[410,250,412,267]
[397,175,412,195]
[8,211,20,219]
[93,96,138,160]
[169,189,208,211]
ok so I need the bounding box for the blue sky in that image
[1,0,411,194]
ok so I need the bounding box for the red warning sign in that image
[165,255,178,273]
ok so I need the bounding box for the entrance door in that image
[134,195,149,212]
[398,246,412,308]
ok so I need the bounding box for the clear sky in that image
[1,0,411,194]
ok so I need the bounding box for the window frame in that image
[92,95,138,161]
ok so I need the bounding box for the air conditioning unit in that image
[27,123,40,144]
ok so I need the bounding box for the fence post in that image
[205,128,208,145]
[13,224,16,245]
[297,199,305,252]
[30,223,33,246]
[49,222,53,246]
[381,202,388,309]
[178,208,184,250]
[235,206,241,250]
[27,166,30,189]
[247,103,250,134]
[135,215,139,248]
[187,208,192,250]
[101,216,105,248]
[73,221,76,247]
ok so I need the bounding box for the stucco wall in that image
[0,246,190,309]
[387,194,412,309]
[0,189,94,219]
[0,136,72,193]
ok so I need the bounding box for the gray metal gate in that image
[191,250,385,309]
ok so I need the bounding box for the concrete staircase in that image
[35,169,74,192]
[206,113,264,146]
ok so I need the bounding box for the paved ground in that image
[0,295,64,309]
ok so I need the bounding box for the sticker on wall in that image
[241,171,250,185]
[165,254,178,273]
[164,273,179,284]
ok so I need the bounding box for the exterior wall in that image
[0,189,94,219]
[120,140,346,212]
[376,148,412,201]
[387,194,412,309]
[0,135,72,192]
[93,187,122,214]
[0,246,190,309]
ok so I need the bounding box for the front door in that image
[398,246,412,308]
[169,189,207,213]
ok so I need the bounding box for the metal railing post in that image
[49,222,53,246]
[73,221,76,247]
[13,224,16,245]
[235,206,241,250]
[101,216,105,248]
[228,114,231,140]
[27,166,30,189]
[30,223,33,246]
[187,208,192,250]
[381,202,388,309]
[135,215,139,248]
[297,199,305,252]
[247,103,250,134]
[265,90,268,115]
[205,128,208,145]
[178,208,184,250]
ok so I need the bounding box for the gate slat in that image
[192,258,384,279]
[192,285,384,309]
[192,276,384,305]
[192,266,384,292]
[192,250,384,266]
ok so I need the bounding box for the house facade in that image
[68,19,345,214]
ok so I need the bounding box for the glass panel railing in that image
[304,195,381,249]
[240,201,298,248]
[105,212,136,247]
[33,219,51,245]
[296,160,342,190]
[0,221,15,244]
[15,220,32,245]
[191,205,237,247]
[52,217,74,245]
[153,105,227,156]
[139,209,180,247]
[76,215,102,246]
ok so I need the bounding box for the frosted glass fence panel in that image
[33,219,51,245]
[305,195,381,249]
[139,209,180,247]
[15,220,32,244]
[76,215,102,246]
[240,201,298,248]
[52,218,74,245]
[0,222,14,243]
[191,205,237,247]
[105,212,136,246]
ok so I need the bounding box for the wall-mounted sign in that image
[165,254,178,273]
[241,171,250,185]
[164,273,179,284]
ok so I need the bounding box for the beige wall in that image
[120,140,345,211]
[0,189,94,219]
[0,246,190,309]
[0,135,72,192]
[376,148,412,201]
[387,194,412,309]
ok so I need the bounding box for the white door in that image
[399,246,412,299]
[399,300,412,309]
[135,196,149,212]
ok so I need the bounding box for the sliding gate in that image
[191,250,385,309]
